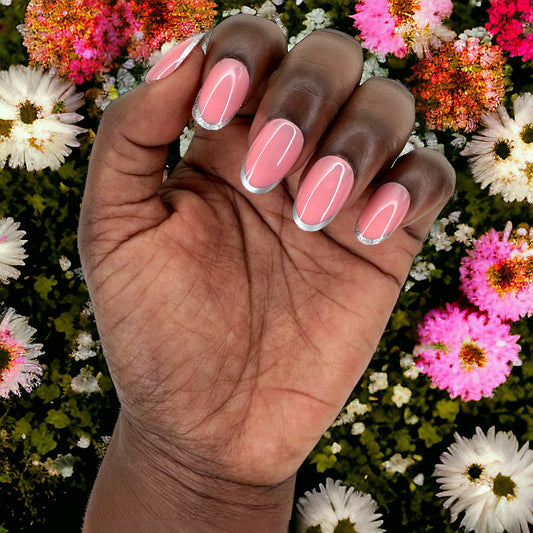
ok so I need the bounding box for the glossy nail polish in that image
[293,156,354,231]
[145,34,204,83]
[241,119,304,194]
[355,182,410,245]
[193,58,249,130]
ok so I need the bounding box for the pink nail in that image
[145,34,204,83]
[241,119,304,194]
[293,156,354,231]
[355,182,410,245]
[193,58,249,130]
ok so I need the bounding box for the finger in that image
[355,148,456,245]
[240,29,363,193]
[292,77,415,231]
[79,35,206,255]
[192,15,287,130]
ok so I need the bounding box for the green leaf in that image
[310,453,337,473]
[45,409,70,429]
[434,399,460,423]
[12,417,32,440]
[34,274,57,300]
[30,423,57,455]
[53,312,75,338]
[418,422,442,448]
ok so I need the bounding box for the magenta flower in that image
[415,303,521,401]
[460,223,533,322]
[350,0,454,58]
[486,0,533,62]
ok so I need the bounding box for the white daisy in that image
[0,308,43,398]
[461,93,533,203]
[296,478,385,533]
[0,65,85,171]
[0,217,27,283]
[435,427,533,533]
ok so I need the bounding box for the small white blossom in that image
[54,453,75,478]
[351,422,366,436]
[413,473,425,486]
[179,126,195,157]
[382,453,415,474]
[392,384,412,408]
[368,372,388,394]
[59,255,71,271]
[454,224,475,244]
[71,332,97,361]
[70,368,100,394]
[331,442,342,454]
[76,435,91,448]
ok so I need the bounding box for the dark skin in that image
[79,16,455,533]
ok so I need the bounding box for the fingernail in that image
[241,119,304,194]
[355,182,410,245]
[293,156,354,231]
[145,34,204,83]
[192,58,249,130]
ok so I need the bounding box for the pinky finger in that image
[355,148,456,245]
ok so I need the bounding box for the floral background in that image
[0,0,532,532]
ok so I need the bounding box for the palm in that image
[84,118,420,485]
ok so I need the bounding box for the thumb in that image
[79,36,206,254]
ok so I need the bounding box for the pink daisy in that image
[350,0,455,58]
[0,308,44,399]
[486,0,533,62]
[460,222,533,322]
[415,303,521,401]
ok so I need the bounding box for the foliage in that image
[0,1,532,532]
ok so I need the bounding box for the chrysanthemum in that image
[435,427,533,533]
[407,36,506,131]
[460,223,533,321]
[486,0,533,62]
[296,478,385,533]
[22,0,139,84]
[0,308,44,399]
[0,217,27,283]
[127,0,216,62]
[461,92,533,203]
[350,0,455,58]
[0,65,85,171]
[415,303,521,401]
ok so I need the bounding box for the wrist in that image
[83,412,295,533]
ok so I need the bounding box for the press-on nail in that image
[193,58,249,130]
[241,119,304,194]
[293,156,354,231]
[145,34,204,83]
[355,182,410,245]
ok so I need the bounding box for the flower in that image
[0,217,27,283]
[391,384,412,407]
[382,453,415,474]
[70,368,100,394]
[127,0,216,62]
[415,303,521,401]
[407,36,506,131]
[435,427,533,533]
[0,65,85,171]
[350,0,455,59]
[22,0,140,84]
[368,371,388,393]
[461,92,533,203]
[486,0,533,62]
[71,332,98,361]
[0,308,44,399]
[460,222,533,321]
[296,478,385,533]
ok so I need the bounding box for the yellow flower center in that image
[522,161,533,184]
[459,341,486,371]
[492,138,512,160]
[492,473,516,500]
[487,256,533,295]
[521,123,533,144]
[389,0,419,20]
[0,118,13,138]
[0,346,12,375]
[19,100,41,125]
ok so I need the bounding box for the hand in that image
[78,15,455,533]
